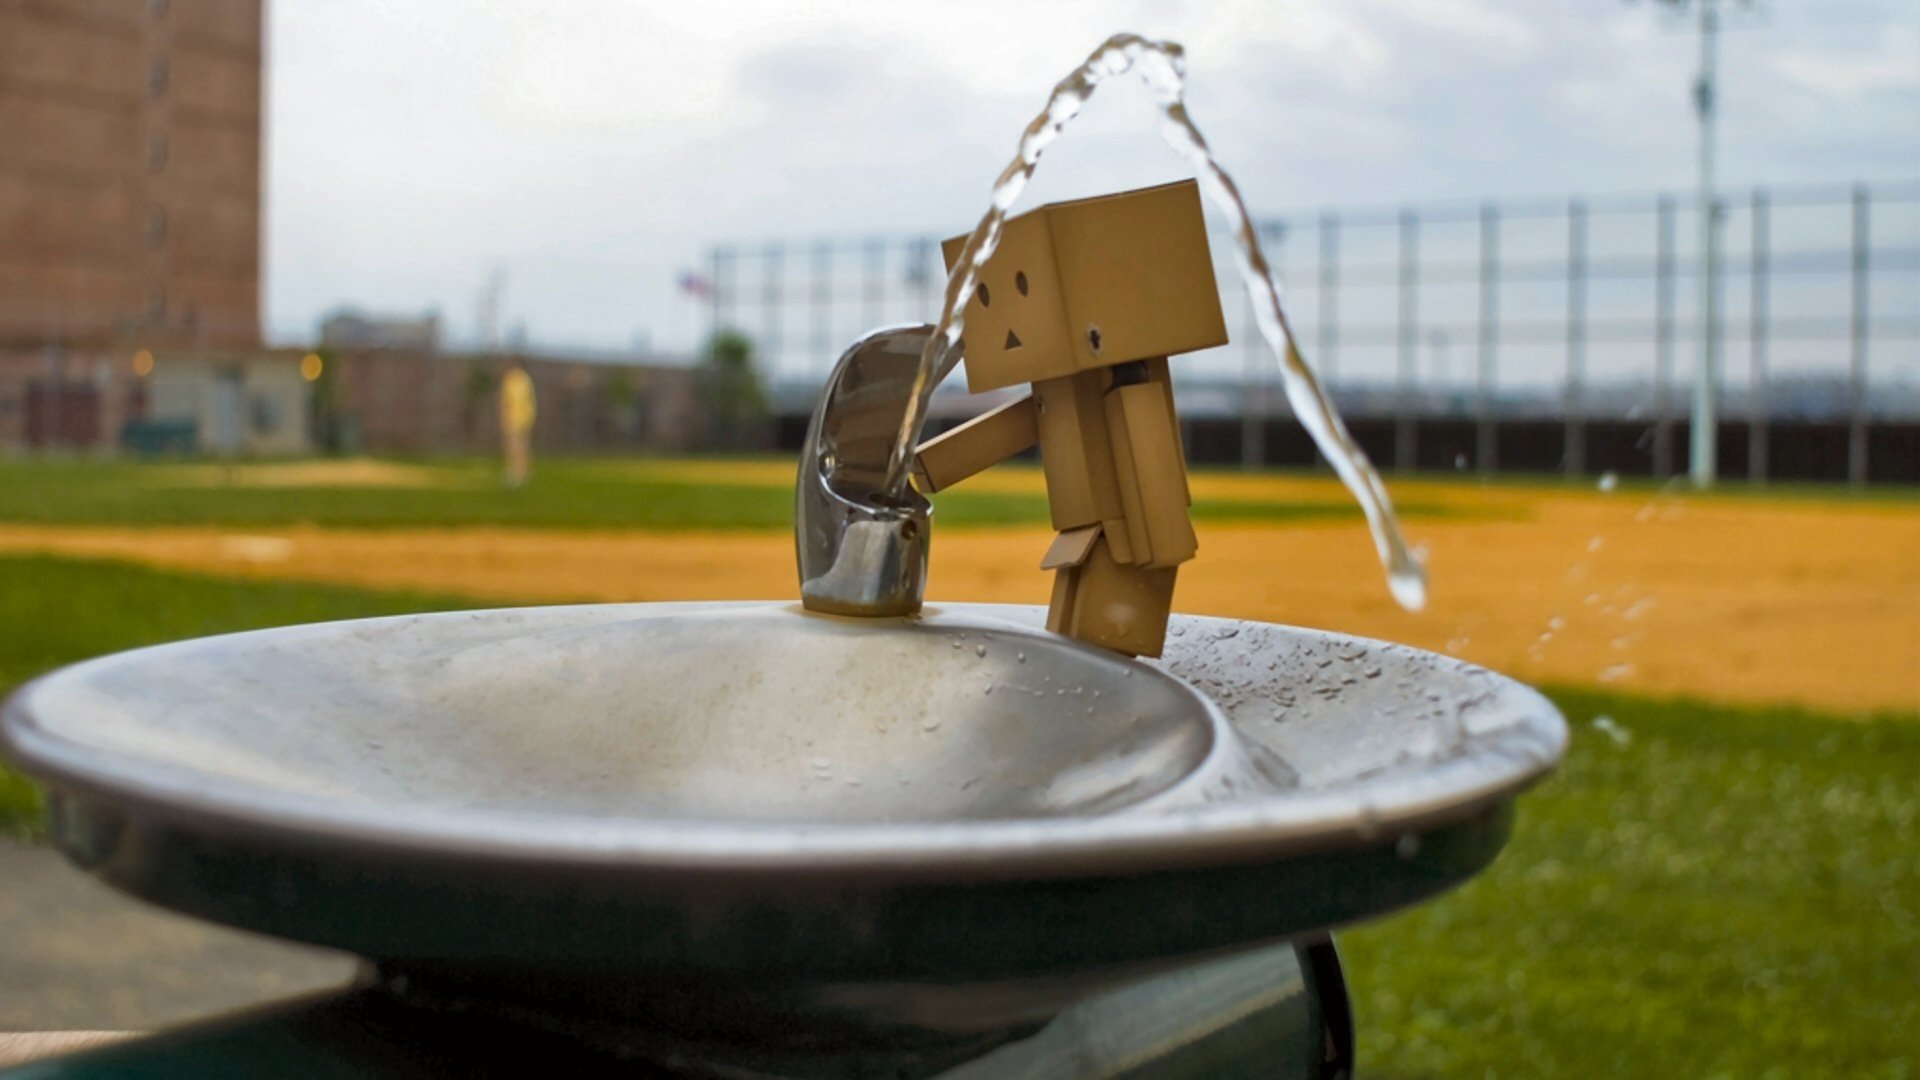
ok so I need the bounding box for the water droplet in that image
[1591,714,1632,746]
[974,643,987,657]
[1395,834,1422,859]
[923,716,943,732]
[1597,471,1619,493]
[1453,454,1467,470]
[1016,651,1027,664]
[1548,616,1567,631]
[1598,663,1633,684]
[1587,536,1605,553]
[1624,598,1656,621]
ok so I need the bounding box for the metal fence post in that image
[761,243,783,377]
[1653,197,1676,479]
[862,239,886,331]
[811,241,832,380]
[911,237,938,324]
[1566,198,1588,477]
[1748,189,1770,485]
[1318,212,1339,389]
[1242,221,1282,470]
[709,246,730,338]
[1477,204,1500,476]
[1241,292,1263,471]
[1396,208,1419,472]
[1849,185,1870,486]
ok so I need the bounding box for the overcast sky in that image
[264,1,1920,356]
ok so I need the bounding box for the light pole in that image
[1636,0,1738,485]
[1689,0,1722,488]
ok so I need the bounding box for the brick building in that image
[0,3,707,459]
[1,0,263,451]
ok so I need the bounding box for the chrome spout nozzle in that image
[796,324,937,617]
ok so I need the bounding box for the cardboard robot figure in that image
[913,180,1227,658]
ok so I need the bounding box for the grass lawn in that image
[0,456,1496,531]
[1343,687,1918,1078]
[0,552,1912,1074]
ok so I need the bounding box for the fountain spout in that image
[795,324,938,617]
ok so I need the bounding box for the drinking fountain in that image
[0,323,1566,1077]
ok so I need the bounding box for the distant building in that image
[140,350,313,457]
[0,0,264,451]
[318,308,442,352]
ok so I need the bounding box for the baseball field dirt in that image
[1,469,1913,712]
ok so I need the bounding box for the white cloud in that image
[1774,51,1920,98]
[263,0,1920,351]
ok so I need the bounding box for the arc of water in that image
[884,33,1427,611]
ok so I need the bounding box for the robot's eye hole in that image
[1087,327,1103,353]
[1015,271,1029,296]
[977,283,991,307]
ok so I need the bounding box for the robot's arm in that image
[913,395,1039,493]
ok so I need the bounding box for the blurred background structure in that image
[0,0,697,460]
[0,0,262,452]
[710,183,1920,484]
[4,0,1915,483]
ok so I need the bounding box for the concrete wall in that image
[146,353,310,456]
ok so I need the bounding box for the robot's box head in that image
[941,179,1228,394]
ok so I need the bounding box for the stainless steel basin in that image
[2,600,1560,951]
[1,601,1564,1063]
[6,604,1263,830]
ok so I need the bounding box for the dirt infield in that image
[3,478,1913,713]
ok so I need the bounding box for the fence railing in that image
[708,180,1920,485]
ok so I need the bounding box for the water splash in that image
[882,32,1427,611]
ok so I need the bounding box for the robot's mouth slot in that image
[1004,329,1023,350]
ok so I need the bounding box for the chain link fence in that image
[709,180,1920,484]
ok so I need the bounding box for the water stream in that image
[882,33,1428,610]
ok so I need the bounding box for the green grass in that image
[0,554,489,837]
[0,456,1486,531]
[0,551,1912,1074]
[1388,466,1920,504]
[1343,687,1920,1078]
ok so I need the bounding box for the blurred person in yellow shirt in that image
[500,360,537,487]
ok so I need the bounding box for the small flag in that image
[678,271,714,299]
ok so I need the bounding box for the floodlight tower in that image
[1647,0,1740,487]
[1689,0,1722,488]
